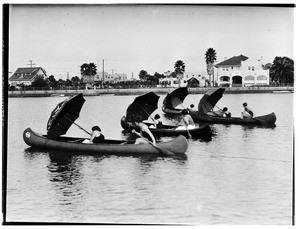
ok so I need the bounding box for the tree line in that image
[9,49,294,90]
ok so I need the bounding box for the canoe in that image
[23,128,188,155]
[121,116,212,138]
[189,110,276,126]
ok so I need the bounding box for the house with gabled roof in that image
[214,55,270,87]
[9,67,48,86]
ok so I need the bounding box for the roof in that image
[9,67,47,81]
[215,55,248,67]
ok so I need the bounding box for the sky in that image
[8,4,294,80]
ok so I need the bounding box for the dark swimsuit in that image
[92,134,105,143]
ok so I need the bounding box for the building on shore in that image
[82,71,128,87]
[159,77,180,87]
[9,67,48,86]
[214,55,270,87]
[180,72,207,87]
[158,71,207,88]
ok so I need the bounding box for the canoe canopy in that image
[125,92,160,122]
[163,87,189,109]
[198,88,225,114]
[47,93,85,140]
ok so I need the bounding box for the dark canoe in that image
[121,116,212,138]
[189,111,276,126]
[23,128,188,155]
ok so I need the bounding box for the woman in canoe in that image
[132,116,157,146]
[149,114,163,129]
[222,107,231,118]
[83,125,105,143]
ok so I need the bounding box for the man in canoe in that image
[132,116,157,145]
[241,102,254,118]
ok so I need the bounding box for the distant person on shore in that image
[83,125,105,143]
[132,116,157,145]
[241,102,254,118]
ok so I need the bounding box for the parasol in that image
[47,93,87,140]
[163,87,189,109]
[198,88,225,114]
[125,92,160,123]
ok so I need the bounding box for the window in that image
[252,66,255,71]
[248,66,251,70]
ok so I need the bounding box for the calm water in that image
[5,92,293,224]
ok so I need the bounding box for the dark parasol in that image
[47,93,86,140]
[125,92,160,122]
[163,87,189,109]
[198,88,225,114]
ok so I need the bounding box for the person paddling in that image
[132,116,157,145]
[241,102,254,118]
[149,114,163,129]
[176,109,196,130]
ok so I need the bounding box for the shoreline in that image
[7,86,294,98]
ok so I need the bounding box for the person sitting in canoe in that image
[222,107,231,118]
[149,114,163,129]
[241,102,254,118]
[132,116,157,146]
[176,109,196,130]
[83,125,105,143]
[189,104,196,111]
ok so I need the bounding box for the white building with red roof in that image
[9,67,47,86]
[214,55,270,87]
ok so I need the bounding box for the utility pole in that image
[27,60,36,68]
[102,59,105,83]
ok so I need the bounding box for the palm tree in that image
[80,63,97,84]
[205,48,217,86]
[270,56,294,85]
[139,70,148,81]
[174,60,185,75]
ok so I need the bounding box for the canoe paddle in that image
[171,96,193,139]
[65,116,92,136]
[141,107,157,125]
[177,103,192,139]
[132,130,175,157]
